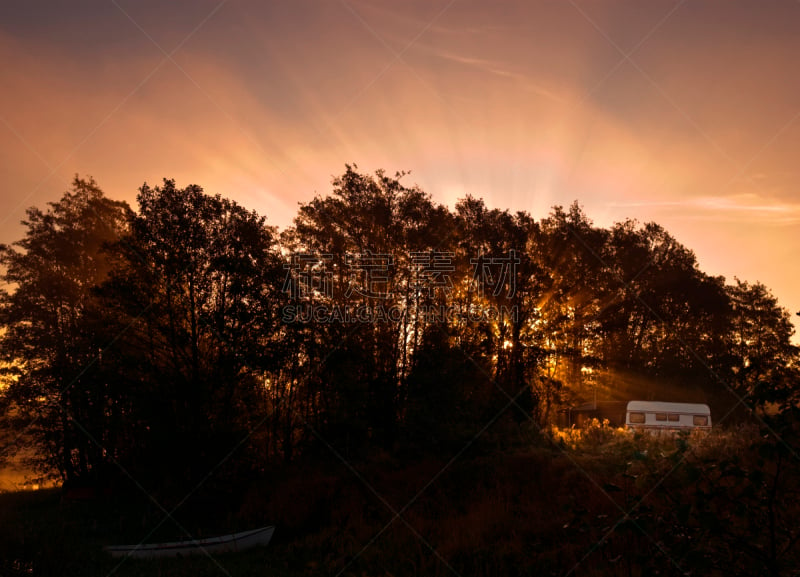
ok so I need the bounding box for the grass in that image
[0,487,302,577]
[0,423,792,576]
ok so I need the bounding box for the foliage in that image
[5,425,800,576]
[0,176,130,482]
[1,166,798,491]
[93,179,285,490]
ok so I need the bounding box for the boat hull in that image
[104,525,275,559]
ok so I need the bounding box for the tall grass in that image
[0,423,790,576]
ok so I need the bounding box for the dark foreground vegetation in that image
[2,422,800,577]
[1,166,799,575]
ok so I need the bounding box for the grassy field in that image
[1,424,795,577]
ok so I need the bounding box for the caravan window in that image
[693,415,708,426]
[629,412,645,423]
[655,413,667,421]
[668,414,679,422]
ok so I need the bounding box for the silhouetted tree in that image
[598,220,731,397]
[532,203,608,414]
[721,280,800,413]
[96,179,284,488]
[3,167,800,490]
[452,197,544,423]
[287,165,454,454]
[0,177,131,482]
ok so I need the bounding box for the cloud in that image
[607,193,800,226]
[433,52,568,103]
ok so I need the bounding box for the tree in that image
[597,220,731,397]
[722,280,799,413]
[0,176,131,483]
[287,165,455,454]
[96,179,284,487]
[532,203,608,417]
[452,197,544,424]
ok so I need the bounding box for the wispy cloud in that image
[435,51,567,103]
[608,193,800,225]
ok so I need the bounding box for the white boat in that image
[104,525,275,559]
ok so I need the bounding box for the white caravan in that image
[625,400,711,432]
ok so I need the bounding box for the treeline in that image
[0,166,797,488]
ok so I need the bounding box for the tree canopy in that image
[1,167,798,488]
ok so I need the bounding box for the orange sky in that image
[1,0,799,337]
